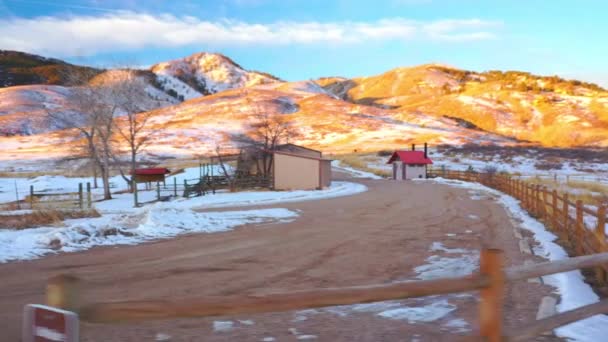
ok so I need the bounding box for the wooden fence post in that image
[551,190,558,231]
[563,193,570,244]
[576,200,584,255]
[30,185,34,209]
[541,186,548,219]
[479,248,504,342]
[184,180,188,198]
[86,182,92,209]
[174,177,177,197]
[78,183,83,209]
[156,181,161,201]
[596,205,607,284]
[47,274,80,312]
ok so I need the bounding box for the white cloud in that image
[0,12,501,57]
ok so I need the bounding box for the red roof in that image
[387,151,433,165]
[132,168,171,175]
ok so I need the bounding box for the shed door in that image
[402,163,406,180]
[393,163,397,180]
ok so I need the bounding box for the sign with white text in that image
[22,304,79,342]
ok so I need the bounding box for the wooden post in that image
[174,177,177,197]
[479,248,504,342]
[184,179,188,198]
[156,181,161,201]
[78,183,83,209]
[551,190,558,231]
[86,182,92,209]
[47,274,80,312]
[30,185,34,209]
[541,186,548,219]
[576,200,584,255]
[596,205,607,284]
[563,193,570,243]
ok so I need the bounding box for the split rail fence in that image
[47,250,608,341]
[428,168,608,285]
[0,183,94,211]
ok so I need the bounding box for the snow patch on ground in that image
[0,208,297,262]
[429,242,469,254]
[443,318,470,333]
[0,175,367,262]
[213,321,234,332]
[377,299,456,323]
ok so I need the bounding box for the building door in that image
[393,163,397,180]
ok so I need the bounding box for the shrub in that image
[376,150,393,157]
[483,165,498,174]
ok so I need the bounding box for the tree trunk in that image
[92,159,98,189]
[101,153,112,200]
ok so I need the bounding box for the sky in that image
[0,0,606,86]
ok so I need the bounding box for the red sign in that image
[22,304,79,342]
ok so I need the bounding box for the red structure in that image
[387,143,433,180]
[132,168,171,183]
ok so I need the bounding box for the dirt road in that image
[0,176,558,341]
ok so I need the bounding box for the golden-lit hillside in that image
[319,65,608,147]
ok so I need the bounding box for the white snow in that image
[213,321,234,332]
[0,171,367,263]
[428,177,608,342]
[0,207,297,262]
[429,242,469,254]
[377,299,456,323]
[443,318,470,333]
[414,254,479,280]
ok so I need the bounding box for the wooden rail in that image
[47,251,608,340]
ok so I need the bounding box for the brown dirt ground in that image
[0,173,562,341]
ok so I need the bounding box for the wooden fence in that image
[0,183,94,211]
[47,250,608,341]
[28,183,94,211]
[428,168,608,285]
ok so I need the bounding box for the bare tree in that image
[47,68,149,200]
[110,70,160,191]
[232,111,298,178]
[47,67,117,199]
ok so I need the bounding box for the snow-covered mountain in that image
[150,52,280,101]
[0,51,282,135]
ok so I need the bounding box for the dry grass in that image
[0,209,100,230]
[525,176,608,206]
[334,153,391,178]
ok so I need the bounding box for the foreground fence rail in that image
[46,250,608,341]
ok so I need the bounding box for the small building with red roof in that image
[386,143,433,180]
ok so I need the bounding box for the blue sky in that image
[0,0,606,86]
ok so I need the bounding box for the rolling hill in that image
[2,50,608,170]
[317,64,608,147]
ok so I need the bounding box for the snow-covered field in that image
[427,177,608,342]
[0,171,367,262]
